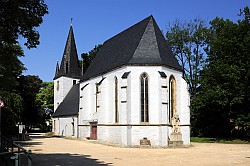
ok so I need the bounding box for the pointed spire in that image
[81,56,84,76]
[53,23,82,80]
[55,60,59,77]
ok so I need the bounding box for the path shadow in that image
[20,134,113,165]
[29,133,50,139]
[15,141,43,148]
[14,133,49,148]
[21,153,113,166]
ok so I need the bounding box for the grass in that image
[191,137,250,144]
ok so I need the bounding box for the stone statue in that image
[172,114,180,133]
[169,114,183,146]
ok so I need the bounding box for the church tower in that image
[53,24,81,111]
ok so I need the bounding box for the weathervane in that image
[70,18,73,26]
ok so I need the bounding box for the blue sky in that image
[19,0,249,82]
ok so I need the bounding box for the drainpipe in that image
[77,113,79,138]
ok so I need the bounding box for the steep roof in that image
[52,84,80,117]
[54,61,60,78]
[54,25,82,80]
[82,15,182,80]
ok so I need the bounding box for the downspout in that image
[58,118,60,135]
[77,113,79,138]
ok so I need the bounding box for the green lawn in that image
[191,137,250,144]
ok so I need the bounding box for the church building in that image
[52,16,190,147]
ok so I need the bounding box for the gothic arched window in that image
[169,75,176,123]
[114,77,118,123]
[140,73,149,122]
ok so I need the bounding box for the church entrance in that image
[90,126,97,140]
[90,122,97,140]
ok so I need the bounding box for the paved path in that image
[21,133,250,166]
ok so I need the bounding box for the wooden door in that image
[90,126,97,140]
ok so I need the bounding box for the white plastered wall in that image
[161,67,190,145]
[53,116,78,137]
[53,77,80,111]
[52,76,80,135]
[77,65,190,146]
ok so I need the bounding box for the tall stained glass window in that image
[115,77,118,123]
[141,73,149,122]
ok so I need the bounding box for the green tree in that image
[18,75,43,128]
[0,44,25,91]
[0,0,48,92]
[80,44,102,73]
[0,0,48,48]
[36,82,54,110]
[0,0,48,135]
[191,6,250,137]
[166,19,209,99]
[1,92,23,135]
[36,82,54,131]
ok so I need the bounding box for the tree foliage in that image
[191,6,250,137]
[1,92,24,135]
[0,0,48,135]
[80,44,102,73]
[18,75,43,128]
[0,0,48,93]
[35,82,54,131]
[36,82,54,110]
[0,0,48,48]
[0,44,25,91]
[166,18,209,99]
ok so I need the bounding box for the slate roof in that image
[82,15,182,80]
[54,25,82,80]
[54,61,59,78]
[52,84,80,117]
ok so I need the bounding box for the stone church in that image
[52,16,190,147]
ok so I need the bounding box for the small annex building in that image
[52,16,190,147]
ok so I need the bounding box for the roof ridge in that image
[127,16,153,63]
[105,16,152,44]
[128,16,164,64]
[151,16,165,64]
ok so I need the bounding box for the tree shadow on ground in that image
[15,141,43,148]
[21,153,113,166]
[14,134,48,148]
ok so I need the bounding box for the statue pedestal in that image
[170,132,182,141]
[169,132,183,147]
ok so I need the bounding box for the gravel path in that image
[21,133,250,166]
